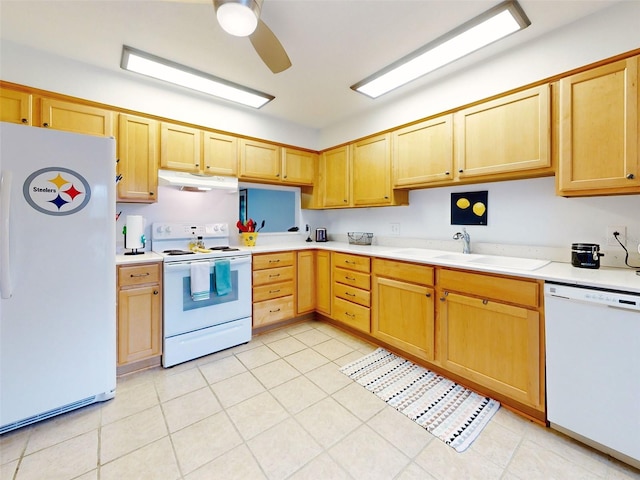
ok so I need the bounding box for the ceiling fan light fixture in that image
[215,0,260,37]
[120,46,274,109]
[351,0,530,98]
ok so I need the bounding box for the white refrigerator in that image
[0,122,116,433]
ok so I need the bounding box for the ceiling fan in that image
[213,0,291,73]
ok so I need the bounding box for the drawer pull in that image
[345,276,356,281]
[268,259,281,263]
[482,299,489,305]
[345,260,356,265]
[626,173,635,179]
[270,308,281,313]
[345,292,356,297]
[269,273,281,278]
[425,293,431,298]
[345,312,355,318]
[269,289,281,294]
[130,272,151,278]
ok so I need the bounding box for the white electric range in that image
[151,222,252,367]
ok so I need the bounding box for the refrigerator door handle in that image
[0,170,12,299]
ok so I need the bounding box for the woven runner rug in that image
[340,347,500,452]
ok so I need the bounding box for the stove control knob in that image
[165,226,172,234]
[219,224,227,232]
[156,226,163,234]
[213,224,220,232]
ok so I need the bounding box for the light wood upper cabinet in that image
[160,122,202,172]
[39,98,114,137]
[117,114,158,203]
[203,131,238,176]
[239,138,281,181]
[0,87,32,125]
[455,85,551,179]
[352,133,393,205]
[556,56,639,195]
[320,145,351,207]
[393,114,454,187]
[282,148,316,185]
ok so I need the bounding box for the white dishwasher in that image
[544,282,640,469]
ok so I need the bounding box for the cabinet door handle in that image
[269,289,281,294]
[345,292,356,297]
[345,312,355,318]
[270,308,281,313]
[275,173,280,177]
[153,290,159,295]
[345,276,356,281]
[268,259,281,263]
[439,291,449,301]
[42,122,49,128]
[21,118,28,124]
[131,272,150,277]
[482,299,489,305]
[458,169,463,173]
[343,199,348,203]
[149,192,155,196]
[206,165,211,169]
[626,173,635,179]
[269,273,280,278]
[425,293,431,298]
[345,260,356,265]
[445,171,450,175]
[283,175,287,179]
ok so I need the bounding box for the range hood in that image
[158,169,238,192]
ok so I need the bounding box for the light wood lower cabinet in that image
[315,250,332,316]
[437,269,544,410]
[116,263,162,367]
[372,259,435,361]
[332,252,371,333]
[252,252,295,328]
[297,250,316,314]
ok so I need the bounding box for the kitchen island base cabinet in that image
[372,259,435,362]
[116,263,162,373]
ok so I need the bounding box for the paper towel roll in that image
[125,215,145,250]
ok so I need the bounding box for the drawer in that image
[438,268,540,308]
[253,280,294,302]
[253,252,295,270]
[118,263,161,287]
[334,283,370,307]
[333,252,371,273]
[253,296,294,327]
[333,297,370,333]
[372,258,434,286]
[333,267,370,290]
[253,265,294,286]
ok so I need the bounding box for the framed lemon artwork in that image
[451,191,488,225]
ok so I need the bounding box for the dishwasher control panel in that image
[545,283,640,311]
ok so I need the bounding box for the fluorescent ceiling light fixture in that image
[351,0,530,99]
[215,0,260,37]
[121,46,274,109]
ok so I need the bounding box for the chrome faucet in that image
[453,228,471,254]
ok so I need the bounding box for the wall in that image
[0,39,318,149]
[320,1,640,148]
[303,177,640,267]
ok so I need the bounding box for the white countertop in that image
[243,241,640,294]
[116,242,640,293]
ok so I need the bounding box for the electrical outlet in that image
[390,223,400,235]
[607,225,626,246]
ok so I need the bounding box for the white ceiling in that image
[0,0,624,130]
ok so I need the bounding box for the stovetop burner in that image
[163,249,195,256]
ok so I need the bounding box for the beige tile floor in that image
[2,320,639,480]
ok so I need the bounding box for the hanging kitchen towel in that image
[190,261,211,301]
[214,259,232,296]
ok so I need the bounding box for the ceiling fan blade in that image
[249,19,291,73]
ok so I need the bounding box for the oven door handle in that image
[164,256,251,271]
